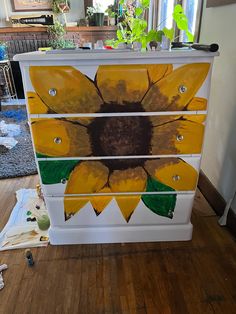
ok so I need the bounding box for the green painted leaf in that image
[36,152,50,158]
[38,160,79,185]
[146,175,175,192]
[141,176,176,218]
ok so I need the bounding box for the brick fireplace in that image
[0,26,117,59]
[0,26,117,98]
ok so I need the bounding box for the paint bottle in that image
[25,249,34,267]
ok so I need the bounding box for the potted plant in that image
[86,3,104,27]
[106,1,193,50]
[52,0,70,14]
[105,4,116,26]
[86,6,95,26]
[47,20,75,49]
[47,0,75,49]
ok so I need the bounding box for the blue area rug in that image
[0,107,37,179]
[1,108,27,122]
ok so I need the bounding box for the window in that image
[93,0,115,12]
[182,0,201,41]
[158,0,175,30]
[149,0,203,42]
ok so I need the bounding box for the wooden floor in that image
[0,175,236,314]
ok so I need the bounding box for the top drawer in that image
[26,63,210,114]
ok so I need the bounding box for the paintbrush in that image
[171,42,219,52]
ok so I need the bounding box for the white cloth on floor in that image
[0,264,8,290]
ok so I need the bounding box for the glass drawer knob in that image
[178,85,187,93]
[61,178,67,184]
[176,134,184,141]
[54,137,62,144]
[172,175,180,181]
[49,88,57,96]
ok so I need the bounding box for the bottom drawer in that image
[45,193,195,227]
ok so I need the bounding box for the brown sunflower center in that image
[88,103,152,170]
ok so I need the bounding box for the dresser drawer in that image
[38,157,200,198]
[45,193,194,226]
[27,63,210,114]
[31,114,205,158]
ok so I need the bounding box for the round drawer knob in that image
[178,85,187,93]
[54,137,62,144]
[176,134,184,142]
[49,88,57,96]
[172,175,180,181]
[61,178,67,184]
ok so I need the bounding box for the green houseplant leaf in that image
[173,4,188,30]
[140,0,150,9]
[173,4,194,41]
[141,176,176,218]
[163,27,174,41]
[147,30,164,43]
[186,30,194,42]
[135,7,143,17]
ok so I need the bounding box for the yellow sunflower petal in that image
[109,167,147,192]
[27,92,49,114]
[96,65,149,105]
[65,161,109,194]
[64,196,89,220]
[66,117,94,126]
[144,158,198,190]
[90,187,113,215]
[151,118,204,154]
[29,66,103,113]
[186,97,207,111]
[146,64,173,84]
[115,195,141,222]
[142,63,210,112]
[150,115,181,126]
[182,114,206,123]
[31,119,91,157]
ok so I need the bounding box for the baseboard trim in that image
[198,170,236,237]
[49,224,193,245]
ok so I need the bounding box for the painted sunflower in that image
[29,63,210,222]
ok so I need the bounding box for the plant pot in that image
[108,17,116,26]
[93,13,104,26]
[132,42,142,51]
[161,36,171,50]
[88,16,95,26]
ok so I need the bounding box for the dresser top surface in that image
[14,49,219,62]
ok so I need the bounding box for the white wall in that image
[0,0,84,26]
[200,1,236,210]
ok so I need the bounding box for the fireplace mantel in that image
[0,26,117,33]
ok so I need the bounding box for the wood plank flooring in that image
[0,175,236,314]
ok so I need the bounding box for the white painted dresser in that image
[14,50,218,244]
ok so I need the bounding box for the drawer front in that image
[26,63,210,114]
[38,157,200,197]
[31,114,205,158]
[45,193,195,226]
